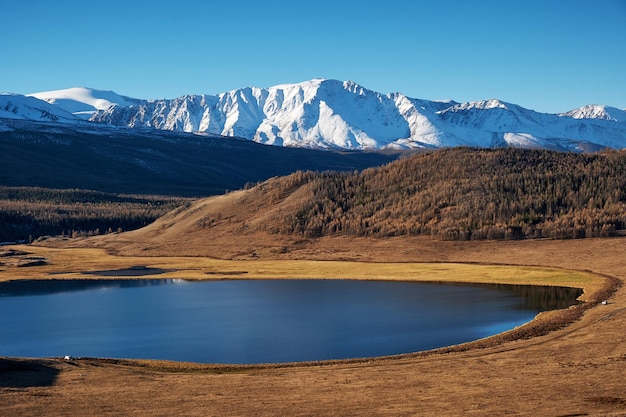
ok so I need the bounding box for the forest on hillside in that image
[3,148,626,243]
[0,187,190,243]
[258,148,626,240]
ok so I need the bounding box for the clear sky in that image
[1,0,625,113]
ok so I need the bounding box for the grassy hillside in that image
[123,147,626,249]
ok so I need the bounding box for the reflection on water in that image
[0,279,582,364]
[0,279,184,298]
[499,283,582,310]
[432,282,582,311]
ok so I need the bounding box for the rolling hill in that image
[67,147,626,259]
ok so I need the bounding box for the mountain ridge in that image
[0,118,396,197]
[27,87,140,119]
[0,93,79,123]
[5,79,626,151]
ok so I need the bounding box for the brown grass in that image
[2,234,626,416]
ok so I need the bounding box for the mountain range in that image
[2,79,626,152]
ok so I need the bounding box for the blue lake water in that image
[0,279,581,364]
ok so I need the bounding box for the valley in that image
[1,114,625,415]
[0,0,626,417]
[4,1,625,414]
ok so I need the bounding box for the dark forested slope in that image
[0,119,397,196]
[257,148,626,240]
[0,187,190,243]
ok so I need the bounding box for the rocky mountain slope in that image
[8,79,625,152]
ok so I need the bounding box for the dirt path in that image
[2,237,626,416]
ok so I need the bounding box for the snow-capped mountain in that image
[8,79,626,151]
[85,79,465,149]
[435,99,626,150]
[560,104,626,124]
[88,79,626,151]
[0,93,80,123]
[28,87,140,119]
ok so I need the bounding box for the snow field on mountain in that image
[5,79,626,151]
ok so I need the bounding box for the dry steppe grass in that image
[1,234,626,416]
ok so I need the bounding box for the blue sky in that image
[1,0,625,113]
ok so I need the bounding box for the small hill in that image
[79,147,626,258]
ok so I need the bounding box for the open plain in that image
[1,234,625,416]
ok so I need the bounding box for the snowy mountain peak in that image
[0,93,79,123]
[561,104,626,124]
[28,87,139,119]
[14,79,626,151]
[446,99,513,111]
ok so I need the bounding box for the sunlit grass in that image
[1,245,602,301]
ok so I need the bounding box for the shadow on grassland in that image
[0,359,60,388]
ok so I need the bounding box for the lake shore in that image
[1,236,625,416]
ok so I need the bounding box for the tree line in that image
[256,148,626,240]
[4,148,626,244]
[0,187,190,243]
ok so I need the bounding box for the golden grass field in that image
[1,233,626,416]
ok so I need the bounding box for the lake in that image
[0,279,581,364]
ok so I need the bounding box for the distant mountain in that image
[88,79,626,151]
[0,93,79,123]
[27,87,140,119]
[560,104,626,124]
[8,79,626,152]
